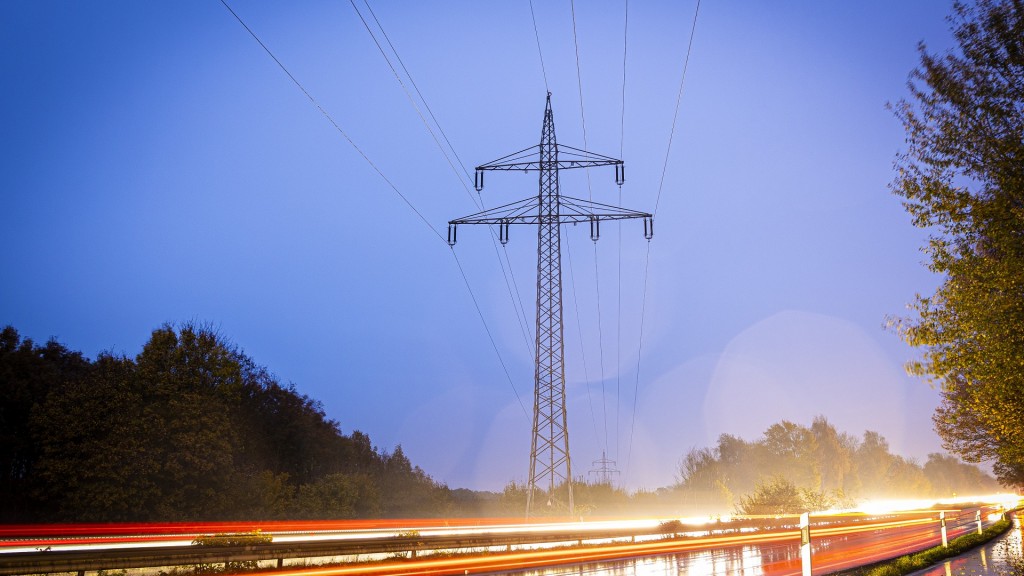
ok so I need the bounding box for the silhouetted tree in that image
[295,473,381,518]
[0,327,91,521]
[2,323,456,521]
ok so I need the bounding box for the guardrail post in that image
[940,511,948,547]
[800,512,811,576]
[976,509,983,534]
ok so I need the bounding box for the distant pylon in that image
[588,451,620,486]
[449,93,652,517]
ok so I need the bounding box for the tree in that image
[676,447,734,512]
[31,353,163,521]
[1,323,461,521]
[810,416,854,492]
[0,327,91,521]
[924,452,1003,496]
[761,421,819,488]
[715,434,759,495]
[294,473,381,518]
[853,431,894,497]
[887,456,933,497]
[377,445,452,517]
[891,0,1024,488]
[735,476,805,515]
[133,324,247,520]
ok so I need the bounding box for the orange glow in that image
[1,501,1016,575]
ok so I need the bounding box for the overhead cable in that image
[626,0,701,481]
[218,0,530,421]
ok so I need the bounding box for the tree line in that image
[0,324,453,522]
[676,417,1003,515]
[1,323,1004,522]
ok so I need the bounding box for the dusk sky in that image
[2,1,961,492]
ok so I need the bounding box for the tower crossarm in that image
[450,197,649,226]
[476,145,622,172]
[448,196,652,244]
[449,197,540,226]
[472,145,625,190]
[558,196,651,224]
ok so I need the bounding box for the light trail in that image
[0,496,1017,575]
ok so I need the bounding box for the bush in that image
[192,530,272,573]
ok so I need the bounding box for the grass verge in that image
[834,514,1014,576]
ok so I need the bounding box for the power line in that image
[616,0,629,465]
[569,0,595,203]
[348,0,480,210]
[569,0,609,457]
[490,232,535,358]
[528,0,549,92]
[625,0,701,481]
[217,0,444,244]
[616,188,623,462]
[357,0,474,185]
[626,241,653,478]
[654,0,701,216]
[349,0,535,359]
[565,235,602,448]
[451,251,531,420]
[218,0,530,421]
[619,0,629,160]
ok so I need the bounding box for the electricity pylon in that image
[588,451,620,486]
[448,93,652,517]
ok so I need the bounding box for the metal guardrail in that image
[0,526,661,575]
[0,510,995,576]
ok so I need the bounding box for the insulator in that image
[475,170,484,192]
[499,221,509,245]
[644,217,654,240]
[615,163,625,185]
[590,217,599,242]
[448,223,457,246]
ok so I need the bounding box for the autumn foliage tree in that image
[890,0,1024,487]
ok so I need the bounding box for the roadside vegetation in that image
[1,323,1003,522]
[0,323,452,522]
[836,512,1018,576]
[889,0,1024,490]
[676,418,1001,516]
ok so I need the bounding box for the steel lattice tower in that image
[448,93,652,517]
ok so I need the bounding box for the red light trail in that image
[0,500,1017,576]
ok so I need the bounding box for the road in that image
[0,503,1015,575]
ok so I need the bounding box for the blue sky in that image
[1,1,959,491]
